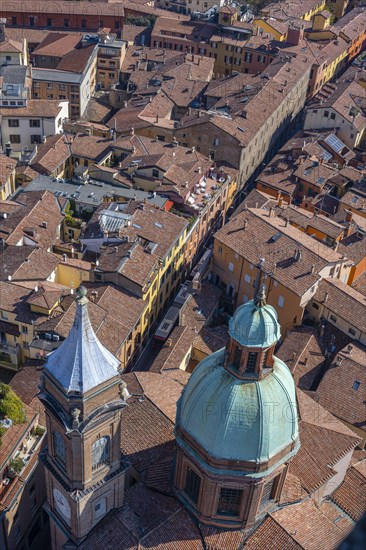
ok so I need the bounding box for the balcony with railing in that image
[0,341,21,368]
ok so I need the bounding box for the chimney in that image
[5,142,12,157]
[347,344,353,354]
[278,196,283,207]
[0,18,6,43]
[244,219,248,230]
[269,206,275,218]
[291,351,296,360]
[311,264,315,275]
[155,114,159,123]
[294,248,302,261]
[335,355,343,367]
[285,217,289,227]
[324,291,329,303]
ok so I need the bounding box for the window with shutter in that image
[217,488,243,516]
[184,467,201,505]
[246,352,258,373]
[259,477,277,510]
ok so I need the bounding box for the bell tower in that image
[38,286,128,549]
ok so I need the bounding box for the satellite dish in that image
[7,275,11,281]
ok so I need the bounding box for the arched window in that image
[53,431,66,469]
[92,436,110,471]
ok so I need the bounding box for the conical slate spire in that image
[45,286,120,394]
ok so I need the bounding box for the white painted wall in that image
[304,107,363,149]
[0,101,69,152]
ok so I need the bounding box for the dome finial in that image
[254,285,266,308]
[76,285,88,305]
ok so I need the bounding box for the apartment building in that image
[211,207,351,333]
[0,190,65,251]
[308,278,366,345]
[81,202,188,333]
[0,386,46,550]
[32,282,148,370]
[31,34,98,119]
[135,57,311,186]
[156,0,222,15]
[260,0,327,22]
[0,18,27,65]
[96,33,126,90]
[19,133,72,183]
[315,343,366,447]
[307,8,366,95]
[305,73,366,151]
[0,1,185,34]
[0,100,68,155]
[113,134,237,265]
[151,17,279,77]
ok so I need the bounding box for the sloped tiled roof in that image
[331,460,366,521]
[315,343,366,427]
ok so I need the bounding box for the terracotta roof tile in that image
[118,387,175,473]
[289,391,360,494]
[215,208,342,297]
[244,516,302,549]
[0,154,16,186]
[313,278,366,335]
[27,133,70,176]
[271,499,353,550]
[276,327,325,390]
[315,343,366,427]
[0,100,65,118]
[140,507,203,549]
[133,371,184,423]
[70,133,114,162]
[331,461,366,521]
[0,245,60,282]
[32,32,81,58]
[200,524,247,550]
[9,366,43,407]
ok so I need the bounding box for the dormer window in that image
[246,352,258,373]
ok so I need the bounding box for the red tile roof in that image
[331,460,366,521]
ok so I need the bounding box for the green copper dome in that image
[229,295,281,349]
[176,349,298,465]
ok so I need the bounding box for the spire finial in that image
[254,285,266,308]
[76,285,88,305]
